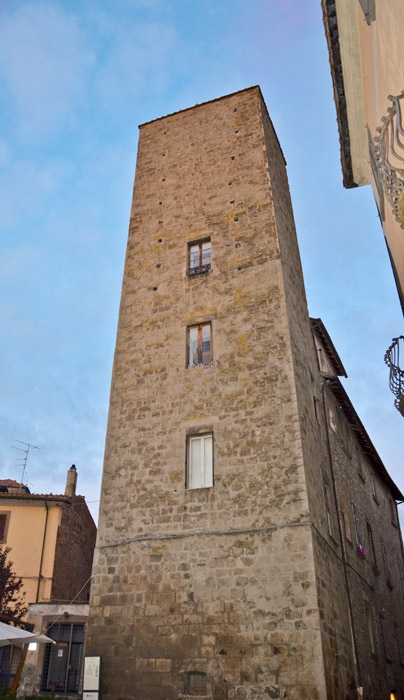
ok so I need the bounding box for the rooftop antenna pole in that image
[11,440,40,492]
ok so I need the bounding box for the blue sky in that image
[0,0,402,524]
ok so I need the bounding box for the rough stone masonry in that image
[86,87,396,699]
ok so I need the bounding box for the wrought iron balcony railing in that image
[385,336,404,416]
[373,90,404,228]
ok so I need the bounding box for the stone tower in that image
[86,87,359,699]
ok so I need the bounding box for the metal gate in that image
[41,623,85,695]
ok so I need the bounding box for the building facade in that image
[322,0,404,311]
[86,87,404,699]
[0,466,97,695]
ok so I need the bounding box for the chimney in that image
[65,465,77,497]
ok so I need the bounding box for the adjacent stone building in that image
[86,86,404,699]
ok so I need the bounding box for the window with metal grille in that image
[187,239,211,276]
[186,671,207,695]
[187,323,212,367]
[41,623,85,695]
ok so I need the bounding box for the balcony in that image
[373,90,404,228]
[384,336,404,416]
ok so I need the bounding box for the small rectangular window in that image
[187,323,212,367]
[187,671,207,695]
[187,239,211,276]
[187,434,213,489]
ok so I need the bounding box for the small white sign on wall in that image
[83,655,101,693]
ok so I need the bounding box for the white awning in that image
[0,621,55,647]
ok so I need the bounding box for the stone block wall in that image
[323,378,404,698]
[51,497,96,602]
[85,87,376,699]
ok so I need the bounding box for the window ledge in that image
[187,265,212,277]
[187,362,213,369]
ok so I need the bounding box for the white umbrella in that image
[0,620,54,646]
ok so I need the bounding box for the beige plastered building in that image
[0,467,96,695]
[322,0,404,311]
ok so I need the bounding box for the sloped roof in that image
[326,376,404,500]
[311,318,347,378]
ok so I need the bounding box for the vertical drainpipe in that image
[36,501,49,603]
[320,381,362,692]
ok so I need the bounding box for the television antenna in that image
[11,440,40,492]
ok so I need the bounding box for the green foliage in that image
[0,546,27,623]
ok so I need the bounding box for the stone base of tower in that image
[86,523,335,700]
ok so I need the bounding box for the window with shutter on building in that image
[0,513,10,543]
[187,434,213,489]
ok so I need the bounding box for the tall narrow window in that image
[396,625,404,667]
[324,485,333,538]
[188,239,211,275]
[0,513,10,544]
[389,497,397,526]
[365,605,375,655]
[366,523,377,569]
[381,542,392,587]
[351,502,365,555]
[187,434,213,489]
[340,498,352,543]
[380,616,392,662]
[370,472,379,503]
[399,561,404,592]
[187,323,212,367]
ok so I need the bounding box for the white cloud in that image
[0,3,94,144]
